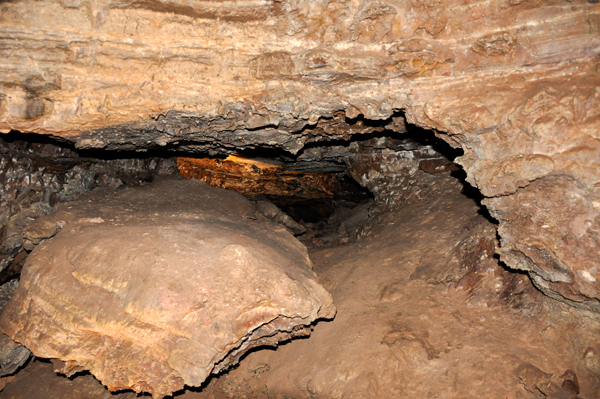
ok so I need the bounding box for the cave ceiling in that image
[0,0,599,310]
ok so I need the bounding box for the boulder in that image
[0,179,335,398]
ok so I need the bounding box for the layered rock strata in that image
[0,179,335,398]
[178,155,343,200]
[0,0,599,310]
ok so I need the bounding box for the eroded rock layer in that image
[178,155,343,199]
[0,179,335,398]
[0,0,599,310]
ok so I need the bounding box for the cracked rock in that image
[0,333,30,377]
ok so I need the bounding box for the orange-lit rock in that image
[178,155,341,199]
[0,179,335,398]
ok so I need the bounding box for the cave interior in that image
[0,112,599,399]
[0,0,600,397]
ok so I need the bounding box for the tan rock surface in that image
[0,0,599,309]
[0,178,335,398]
[6,172,597,399]
[181,172,600,399]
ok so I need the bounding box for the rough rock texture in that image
[0,179,335,398]
[0,334,29,377]
[5,172,598,399]
[177,132,458,252]
[0,135,178,279]
[178,155,344,200]
[0,360,137,399]
[0,0,598,309]
[486,175,600,312]
[344,136,457,207]
[255,200,306,236]
[0,281,18,314]
[173,172,600,399]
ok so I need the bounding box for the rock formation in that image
[0,360,138,399]
[173,171,600,399]
[0,179,335,398]
[0,333,30,377]
[0,0,598,310]
[178,155,343,201]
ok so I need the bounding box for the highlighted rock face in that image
[0,179,335,398]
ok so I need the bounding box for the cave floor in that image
[1,175,600,399]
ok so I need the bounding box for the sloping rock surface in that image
[0,178,335,398]
[186,173,600,399]
[1,172,600,399]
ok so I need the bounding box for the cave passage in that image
[0,116,598,399]
[0,116,478,280]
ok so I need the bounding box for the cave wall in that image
[0,0,599,310]
[0,137,178,279]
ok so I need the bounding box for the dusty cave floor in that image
[2,175,600,399]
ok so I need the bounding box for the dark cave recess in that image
[0,120,468,279]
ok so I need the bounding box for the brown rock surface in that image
[178,173,600,399]
[486,175,600,312]
[5,172,598,399]
[0,0,598,310]
[178,155,342,200]
[0,360,137,399]
[0,178,335,398]
[0,135,179,279]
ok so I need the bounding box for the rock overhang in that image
[0,0,599,311]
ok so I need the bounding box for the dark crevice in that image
[1,116,490,248]
[0,115,488,230]
[401,123,464,161]
[1,130,204,161]
[450,168,497,225]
